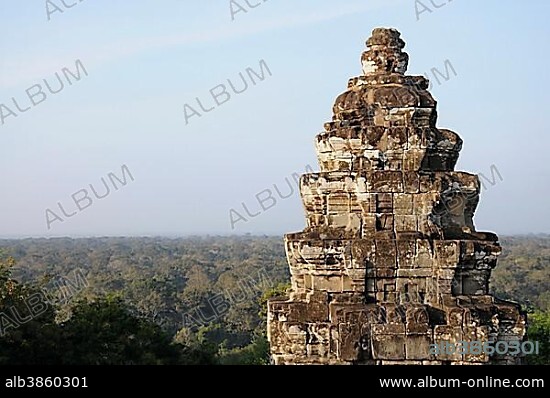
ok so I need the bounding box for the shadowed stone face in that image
[267,28,526,365]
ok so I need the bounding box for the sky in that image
[0,0,549,237]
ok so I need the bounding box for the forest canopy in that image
[0,235,548,364]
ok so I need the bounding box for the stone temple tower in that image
[267,28,525,365]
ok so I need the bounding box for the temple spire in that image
[267,28,525,365]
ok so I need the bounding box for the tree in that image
[218,333,270,365]
[0,252,63,365]
[218,283,290,365]
[174,326,219,365]
[60,296,181,365]
[526,311,550,365]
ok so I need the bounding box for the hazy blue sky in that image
[0,0,549,237]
